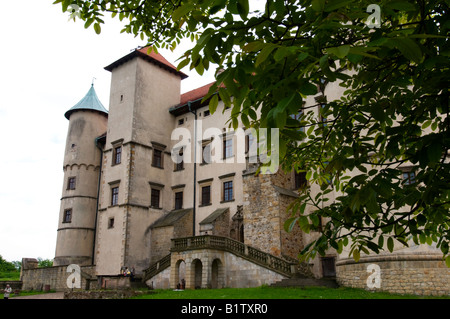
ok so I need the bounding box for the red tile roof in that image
[180,82,216,105]
[137,47,178,72]
[104,46,188,79]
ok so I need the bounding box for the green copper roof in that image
[64,84,108,119]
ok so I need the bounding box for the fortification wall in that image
[21,265,97,292]
[336,253,450,296]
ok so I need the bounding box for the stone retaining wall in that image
[21,265,97,291]
[336,253,450,296]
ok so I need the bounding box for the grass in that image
[0,271,20,281]
[131,286,450,299]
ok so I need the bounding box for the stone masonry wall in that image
[243,172,282,256]
[210,209,230,237]
[243,168,301,259]
[167,249,287,289]
[336,254,450,296]
[21,265,97,292]
[173,210,194,238]
[279,193,304,260]
[151,226,174,264]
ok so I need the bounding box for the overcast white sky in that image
[0,1,215,262]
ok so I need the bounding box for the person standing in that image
[4,284,12,299]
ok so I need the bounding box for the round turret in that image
[54,85,108,266]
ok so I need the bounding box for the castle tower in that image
[54,84,108,266]
[94,47,187,275]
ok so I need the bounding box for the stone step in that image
[270,277,339,289]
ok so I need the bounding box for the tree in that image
[0,255,16,272]
[54,0,450,266]
[37,258,53,268]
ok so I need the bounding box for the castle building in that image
[54,47,308,276]
[44,47,449,295]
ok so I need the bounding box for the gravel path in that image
[11,292,65,299]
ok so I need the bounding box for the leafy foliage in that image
[0,255,17,272]
[37,258,53,268]
[54,0,450,266]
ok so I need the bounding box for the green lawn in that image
[0,271,20,281]
[131,286,449,299]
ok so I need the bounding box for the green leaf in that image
[284,217,299,232]
[353,249,360,262]
[389,37,422,63]
[311,0,325,12]
[445,256,450,268]
[277,93,301,113]
[93,23,101,34]
[324,0,354,12]
[348,47,380,60]
[237,0,249,20]
[209,94,219,114]
[255,44,277,67]
[297,52,309,62]
[370,104,385,122]
[177,58,190,71]
[387,237,394,252]
[299,82,318,96]
[378,235,384,248]
[172,3,194,21]
[327,45,350,59]
[243,41,264,52]
[427,139,442,163]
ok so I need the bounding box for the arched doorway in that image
[211,259,223,289]
[192,259,203,289]
[174,259,186,289]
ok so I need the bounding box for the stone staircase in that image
[143,235,339,289]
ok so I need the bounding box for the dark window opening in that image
[175,191,183,210]
[294,171,307,189]
[153,149,163,168]
[111,187,119,206]
[113,146,122,165]
[151,188,160,208]
[63,209,72,223]
[67,177,76,190]
[201,186,211,206]
[223,181,233,202]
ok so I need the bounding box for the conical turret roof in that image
[64,84,108,119]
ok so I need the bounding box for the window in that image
[174,149,184,171]
[63,209,72,223]
[151,188,161,208]
[294,171,307,189]
[223,181,233,202]
[153,149,163,168]
[202,142,211,164]
[201,185,211,206]
[178,118,184,125]
[108,217,115,229]
[223,138,233,159]
[403,171,416,185]
[245,131,256,154]
[203,110,210,117]
[67,177,76,190]
[113,146,122,165]
[175,191,183,210]
[111,187,119,206]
